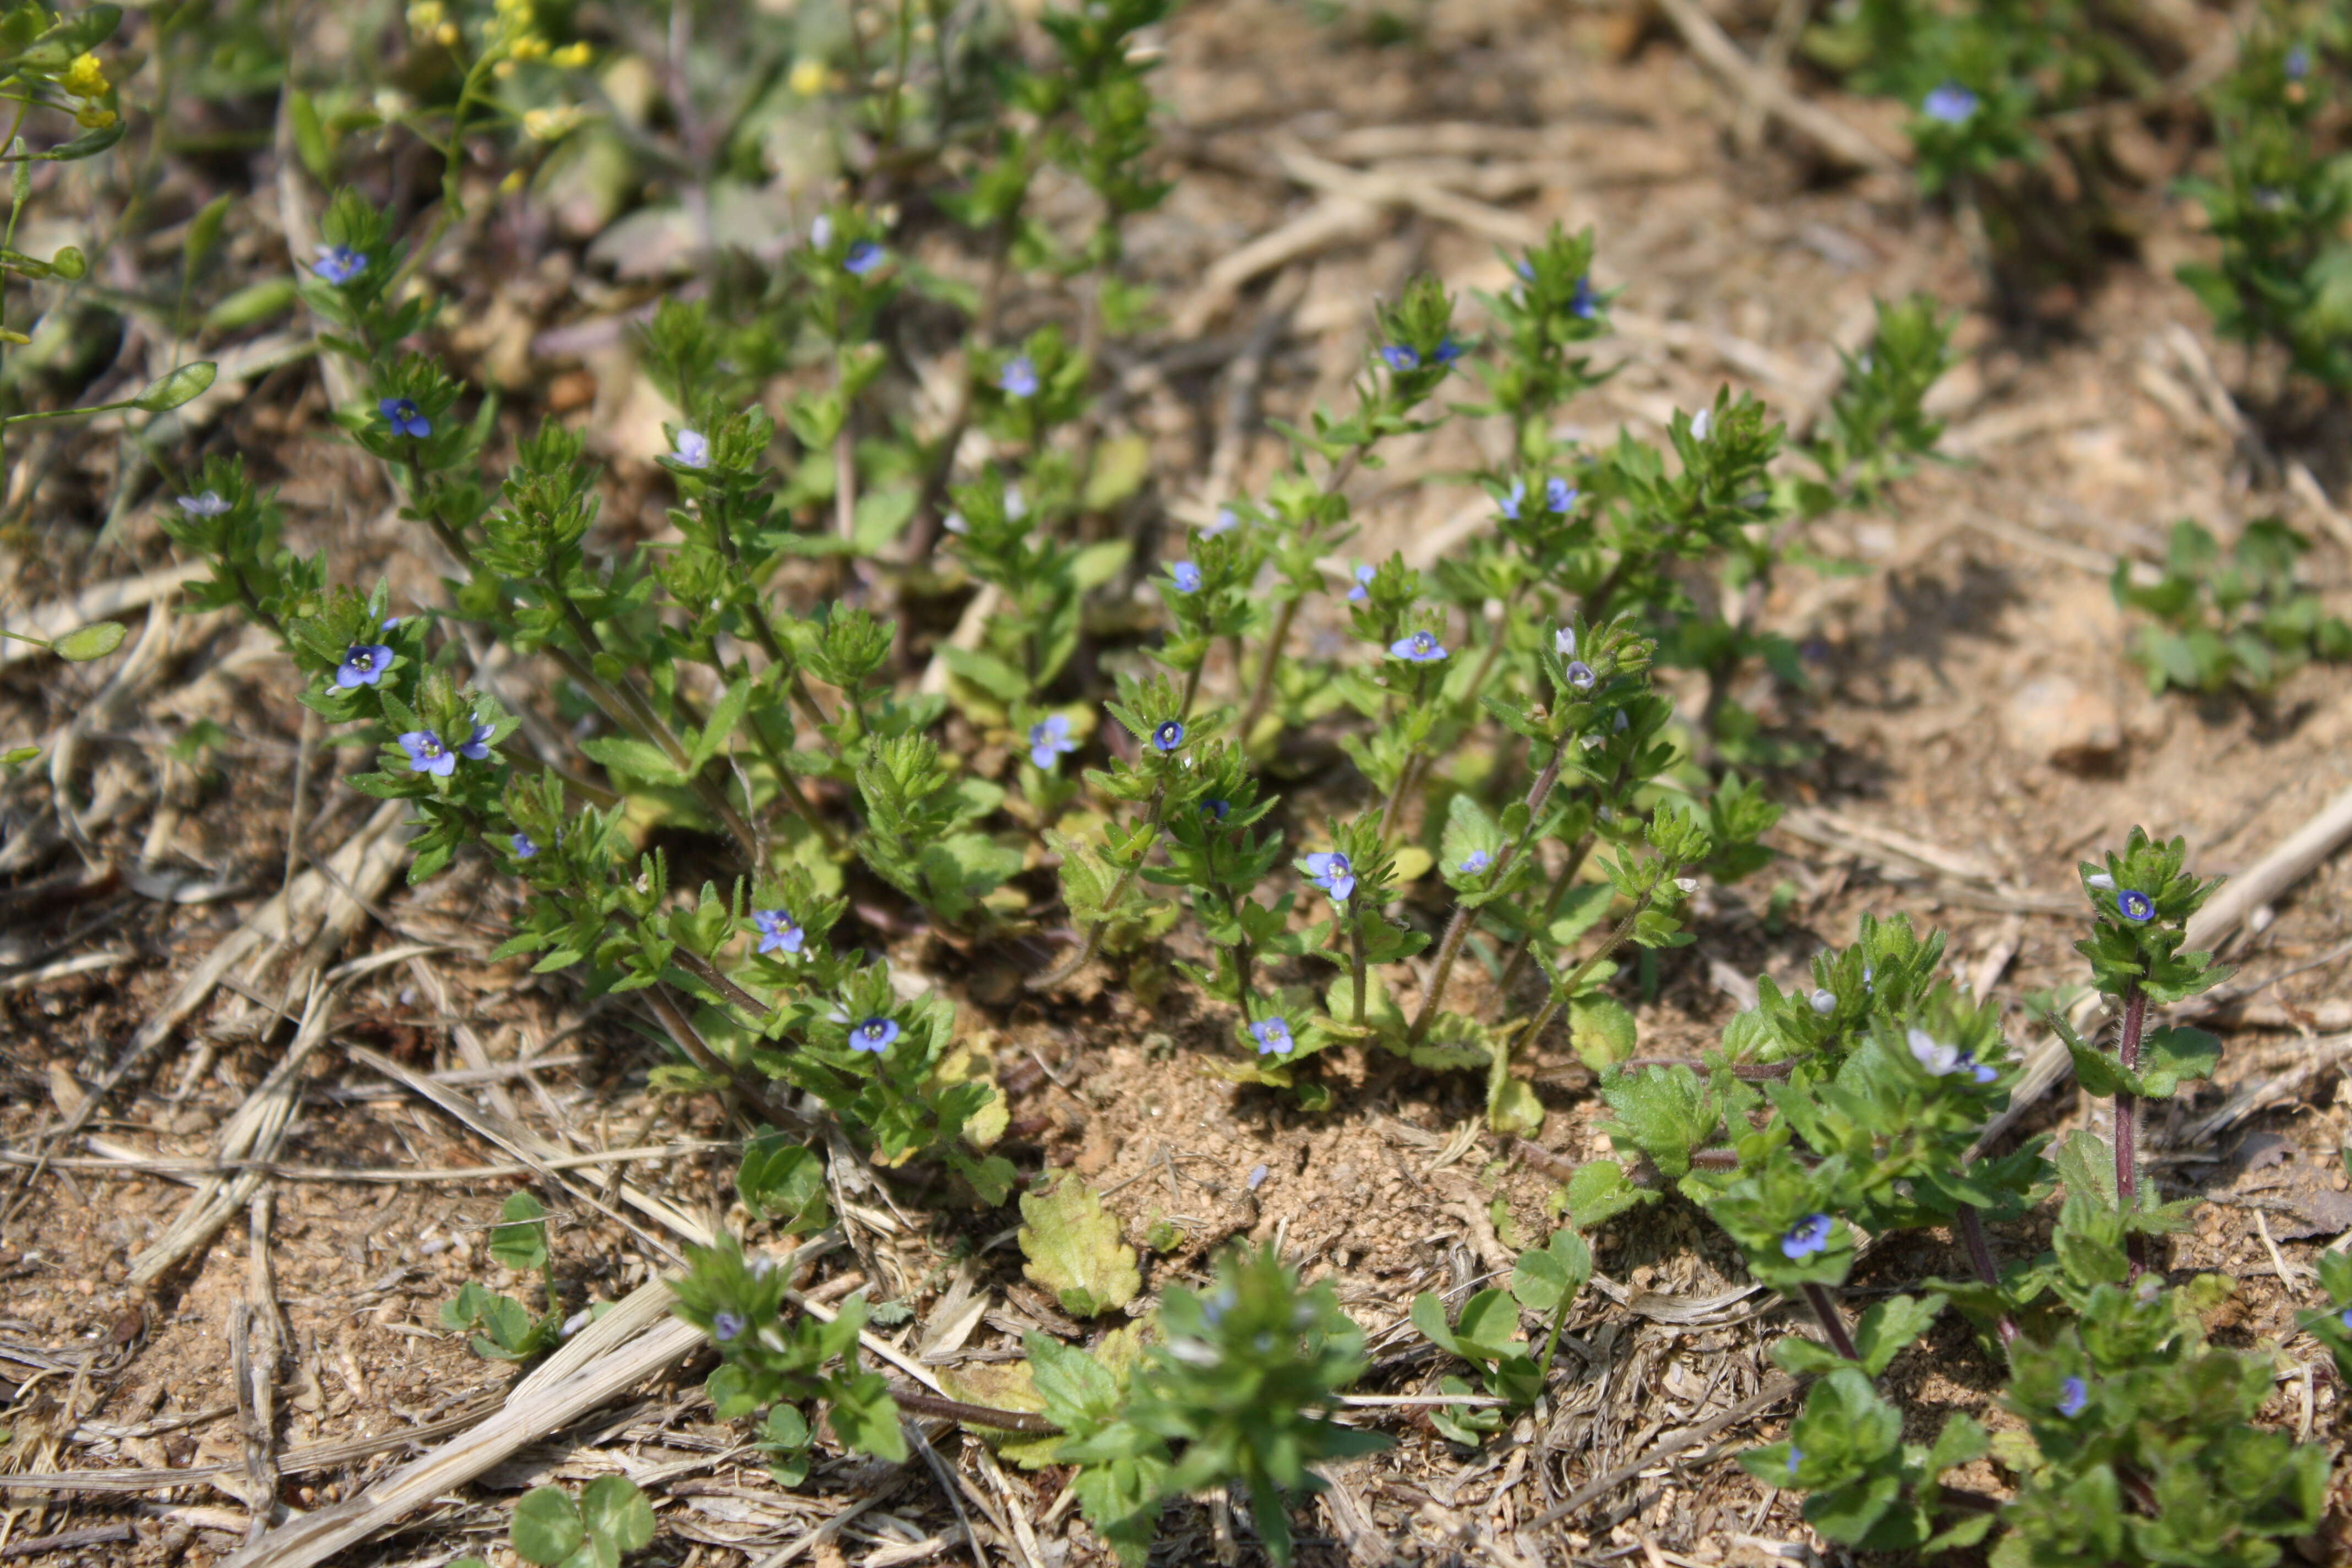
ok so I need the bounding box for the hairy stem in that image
[1028,779,1168,990]
[1349,910,1368,1027]
[1520,880,1668,1046]
[2116,984,2148,1278]
[1957,1205,2019,1346]
[1238,594,1300,743]
[1800,1281,1863,1364]
[1408,743,1564,1046]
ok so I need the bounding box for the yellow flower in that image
[493,58,516,78]
[405,1,446,40]
[74,106,116,130]
[510,32,548,61]
[436,20,459,46]
[62,52,107,100]
[787,57,829,96]
[521,105,582,141]
[499,169,525,194]
[551,41,591,69]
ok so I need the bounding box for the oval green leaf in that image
[53,620,126,661]
[509,1486,585,1567]
[129,361,216,413]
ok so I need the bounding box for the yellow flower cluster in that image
[407,0,460,48]
[407,0,589,71]
[62,51,115,129]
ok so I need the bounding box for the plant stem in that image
[643,981,805,1133]
[1178,660,1205,721]
[2116,984,2148,1278]
[1349,907,1368,1026]
[1536,1297,1572,1380]
[1800,1281,1863,1364]
[1408,743,1564,1046]
[1497,754,1632,993]
[1957,1206,2020,1345]
[1519,880,1669,1046]
[1028,778,1167,989]
[1238,593,1299,743]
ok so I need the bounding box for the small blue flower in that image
[1570,275,1597,320]
[1785,1445,1803,1477]
[673,429,709,468]
[313,245,367,285]
[850,1015,900,1053]
[2056,1376,2087,1418]
[178,490,229,516]
[2286,44,2311,79]
[1923,82,1979,124]
[1303,851,1355,903]
[1248,1162,1270,1190]
[1207,507,1239,535]
[335,643,394,689]
[1780,1213,1834,1261]
[1499,480,1526,521]
[1379,344,1420,372]
[1515,258,1535,282]
[712,1311,745,1342]
[1565,660,1596,692]
[1028,714,1077,770]
[843,241,886,276]
[998,356,1039,399]
[1250,1016,1294,1055]
[1151,719,1185,753]
[753,908,805,957]
[2117,889,2155,923]
[1545,477,1577,513]
[456,721,496,760]
[1460,850,1491,875]
[1202,798,1231,822]
[1347,563,1375,602]
[399,730,456,778]
[1170,561,1202,594]
[1809,989,1837,1016]
[1961,1052,1998,1085]
[510,832,538,859]
[2338,1306,2352,1332]
[1391,630,1449,663]
[379,398,431,438]
[1431,337,1464,364]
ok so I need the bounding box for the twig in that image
[1652,0,1902,174]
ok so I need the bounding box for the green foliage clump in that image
[2112,519,2352,694]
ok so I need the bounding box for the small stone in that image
[2001,674,2123,774]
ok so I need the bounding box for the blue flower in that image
[1248,1162,1270,1189]
[1391,630,1448,663]
[1908,1027,1965,1077]
[399,731,456,777]
[1431,337,1464,364]
[2338,1306,2352,1332]
[1151,719,1185,753]
[313,245,367,285]
[2057,1376,2087,1418]
[850,1015,900,1053]
[1029,714,1077,770]
[1515,258,1535,282]
[843,241,885,276]
[1250,1016,1294,1055]
[1207,507,1239,535]
[2286,45,2311,79]
[1460,850,1491,875]
[998,356,1039,399]
[753,908,805,957]
[1962,1053,1998,1085]
[510,832,538,859]
[1565,660,1596,691]
[379,398,431,438]
[1809,989,1837,1015]
[178,490,229,516]
[712,1310,745,1342]
[1784,1445,1803,1477]
[1170,561,1202,594]
[1923,82,1979,124]
[1202,798,1230,822]
[1347,563,1375,602]
[1379,344,1420,372]
[1303,851,1355,903]
[1570,275,1597,319]
[1499,480,1526,520]
[673,429,709,468]
[335,643,394,689]
[1546,477,1577,513]
[1780,1213,1834,1261]
[456,721,496,760]
[2117,889,2155,923]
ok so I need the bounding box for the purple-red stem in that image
[1800,1281,1862,1364]
[1957,1206,2019,1345]
[2116,986,2148,1278]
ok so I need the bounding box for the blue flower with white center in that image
[379,398,431,438]
[1379,344,1420,371]
[1565,660,1596,691]
[753,908,805,957]
[1250,1016,1294,1055]
[1570,275,1597,319]
[1303,851,1355,903]
[850,1016,900,1053]
[1202,798,1230,822]
[1431,337,1463,364]
[712,1311,745,1342]
[1500,480,1526,521]
[1923,82,1979,124]
[1781,1213,1834,1260]
[1151,719,1185,753]
[1028,714,1077,770]
[843,241,885,276]
[336,643,394,689]
[1785,1445,1803,1476]
[999,356,1039,399]
[178,490,229,516]
[1391,630,1448,663]
[1907,1026,1964,1077]
[510,832,538,859]
[313,245,367,285]
[1809,988,1837,1016]
[456,721,495,760]
[2057,1376,2087,1418]
[1460,850,1491,875]
[673,429,709,468]
[1546,477,1577,513]
[2286,45,2311,79]
[1170,561,1202,594]
[399,730,456,777]
[2117,889,2155,923]
[1346,563,1375,602]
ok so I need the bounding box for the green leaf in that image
[578,1476,655,1556]
[1563,1160,1657,1229]
[289,90,331,177]
[1069,539,1133,593]
[187,193,232,274]
[1509,1230,1592,1315]
[1568,994,1636,1069]
[1017,1171,1141,1318]
[579,735,687,783]
[826,1368,906,1461]
[129,361,217,413]
[737,1133,832,1235]
[24,121,125,162]
[1547,882,1614,948]
[1850,1292,1943,1378]
[52,621,126,661]
[1082,434,1152,510]
[204,276,298,331]
[489,1191,549,1274]
[510,1487,586,1567]
[2134,1025,2221,1098]
[939,646,1031,703]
